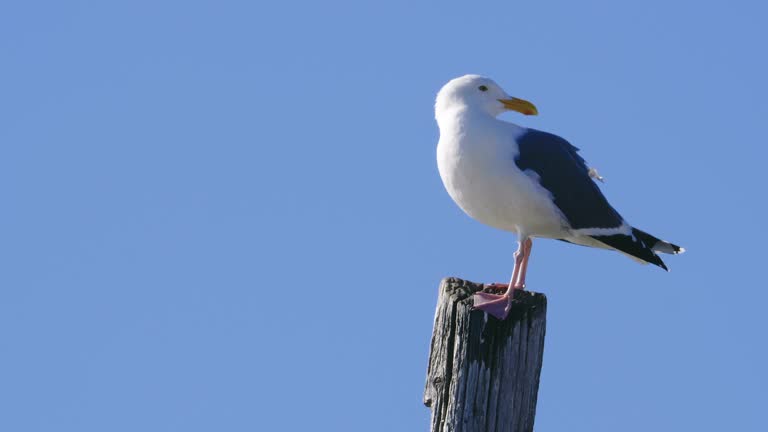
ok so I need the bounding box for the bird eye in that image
[478,85,488,92]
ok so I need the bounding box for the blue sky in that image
[2,1,766,431]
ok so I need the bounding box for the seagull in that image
[435,75,684,320]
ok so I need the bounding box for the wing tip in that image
[590,232,671,272]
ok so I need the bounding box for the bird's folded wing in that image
[514,128,625,233]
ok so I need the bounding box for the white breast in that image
[436,114,568,238]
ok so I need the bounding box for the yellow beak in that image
[498,97,538,116]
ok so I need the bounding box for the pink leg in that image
[514,238,533,288]
[484,256,522,292]
[473,237,529,320]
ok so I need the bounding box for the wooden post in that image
[424,277,547,432]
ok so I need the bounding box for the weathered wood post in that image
[424,277,547,432]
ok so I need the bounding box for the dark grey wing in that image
[515,129,675,270]
[515,128,623,230]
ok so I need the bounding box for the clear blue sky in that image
[2,1,766,431]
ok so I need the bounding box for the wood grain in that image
[424,278,547,432]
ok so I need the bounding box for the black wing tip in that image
[591,232,670,271]
[639,246,669,271]
[633,228,685,256]
[671,244,686,255]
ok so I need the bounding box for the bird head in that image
[435,75,538,119]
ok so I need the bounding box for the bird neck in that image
[436,105,497,134]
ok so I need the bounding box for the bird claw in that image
[472,292,512,320]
